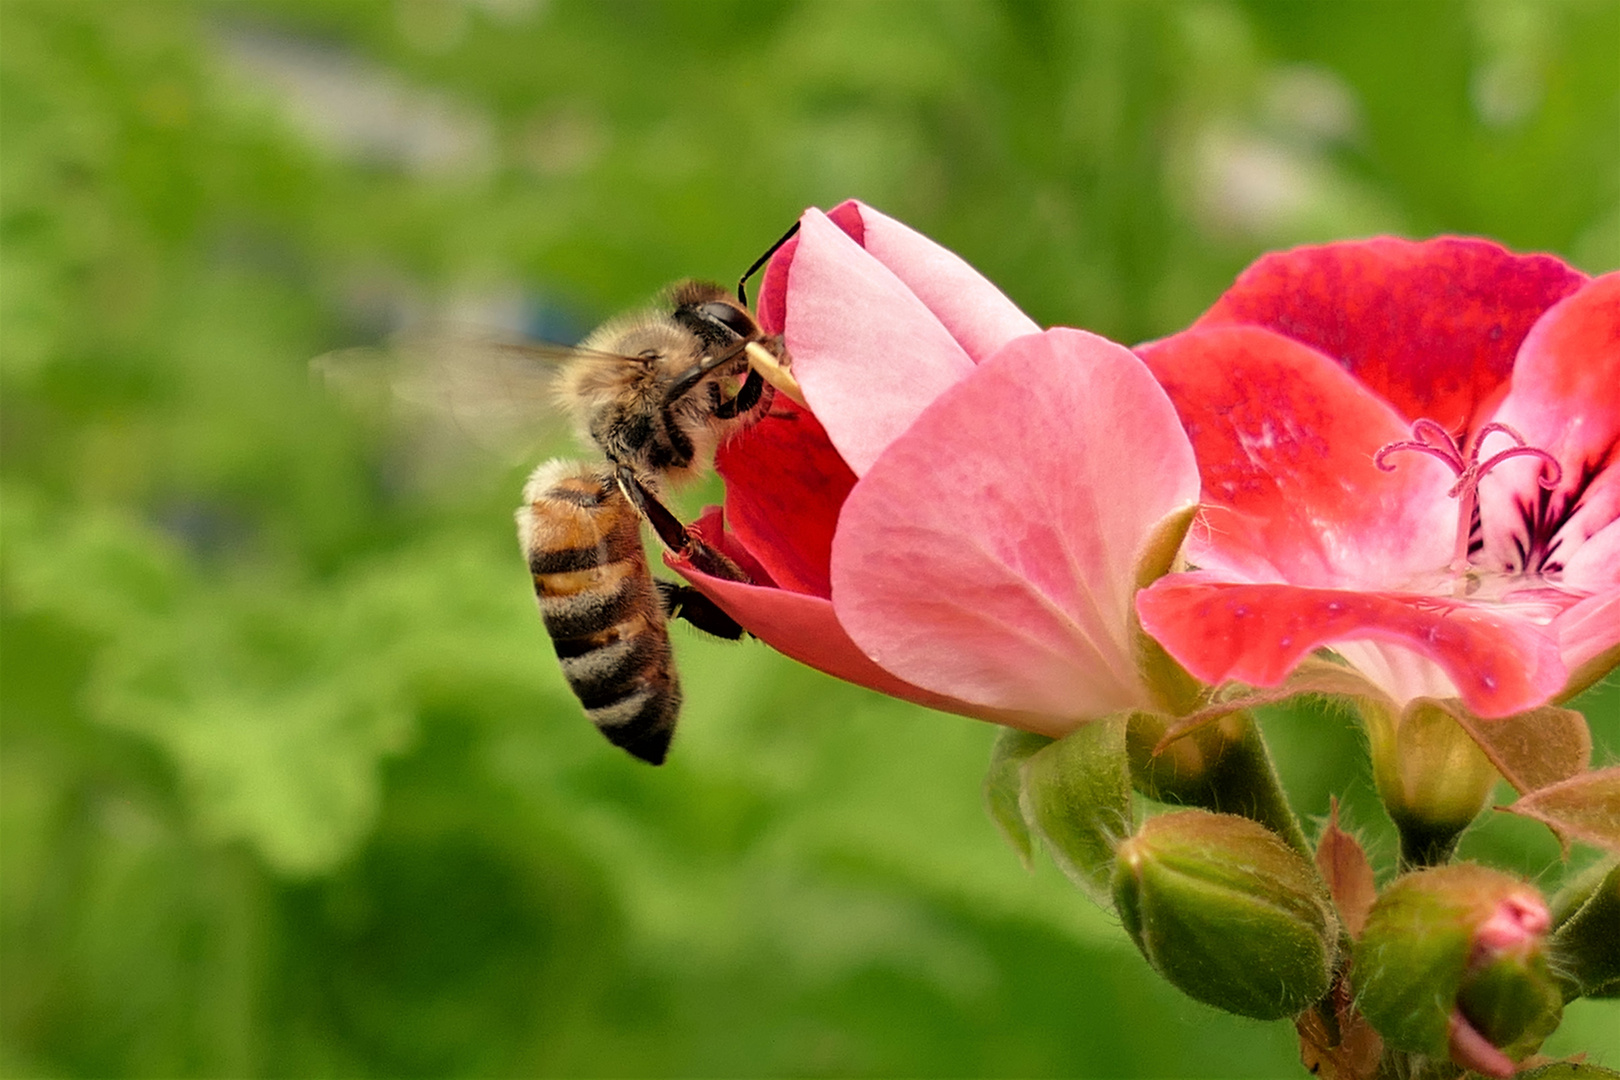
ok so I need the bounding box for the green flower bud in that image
[1358,698,1498,867]
[1355,865,1562,1077]
[1111,810,1338,1019]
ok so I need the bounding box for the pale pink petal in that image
[1562,516,1620,592]
[756,201,865,336]
[1195,237,1587,433]
[1135,574,1568,719]
[784,208,977,475]
[666,549,1014,723]
[1553,588,1620,679]
[852,202,1039,362]
[1138,326,1456,589]
[1330,641,1461,708]
[1478,273,1620,579]
[830,329,1199,725]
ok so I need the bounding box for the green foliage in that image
[2,0,1617,1075]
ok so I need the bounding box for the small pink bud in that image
[1356,866,1562,1075]
[1474,892,1552,956]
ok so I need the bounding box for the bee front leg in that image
[711,367,769,420]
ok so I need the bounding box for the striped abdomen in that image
[517,460,680,765]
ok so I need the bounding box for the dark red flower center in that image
[1375,420,1561,578]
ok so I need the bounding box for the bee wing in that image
[312,330,633,466]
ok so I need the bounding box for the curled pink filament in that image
[1375,420,1562,575]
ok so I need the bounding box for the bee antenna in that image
[736,220,802,307]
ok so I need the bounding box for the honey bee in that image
[315,228,803,765]
[519,277,793,764]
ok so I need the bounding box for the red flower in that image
[1134,239,1619,718]
[669,202,1202,735]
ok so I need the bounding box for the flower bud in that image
[1358,698,1499,866]
[1355,865,1562,1078]
[1111,810,1337,1019]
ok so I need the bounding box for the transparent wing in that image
[311,329,633,466]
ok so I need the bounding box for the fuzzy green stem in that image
[1127,711,1311,859]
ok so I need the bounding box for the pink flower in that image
[669,201,1202,735]
[1134,238,1619,719]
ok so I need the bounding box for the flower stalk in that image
[1128,710,1312,859]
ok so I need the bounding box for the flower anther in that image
[1136,241,1619,719]
[1375,419,1563,580]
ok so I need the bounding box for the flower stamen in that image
[1376,421,1562,577]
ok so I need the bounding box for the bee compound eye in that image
[695,302,756,340]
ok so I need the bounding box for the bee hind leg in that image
[656,581,745,640]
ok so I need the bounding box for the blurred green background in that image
[2,1,1618,1076]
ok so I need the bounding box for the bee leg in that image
[711,367,766,420]
[617,467,690,550]
[683,535,751,583]
[656,581,745,640]
[616,466,753,584]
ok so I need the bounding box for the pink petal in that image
[1447,1011,1517,1079]
[755,200,1037,362]
[1135,575,1568,719]
[1563,516,1620,592]
[1195,237,1587,433]
[784,208,978,475]
[1477,273,1620,580]
[665,544,1010,722]
[1137,326,1457,589]
[1330,641,1462,707]
[830,329,1199,726]
[854,203,1038,362]
[757,201,864,335]
[1554,588,1620,680]
[715,397,856,598]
